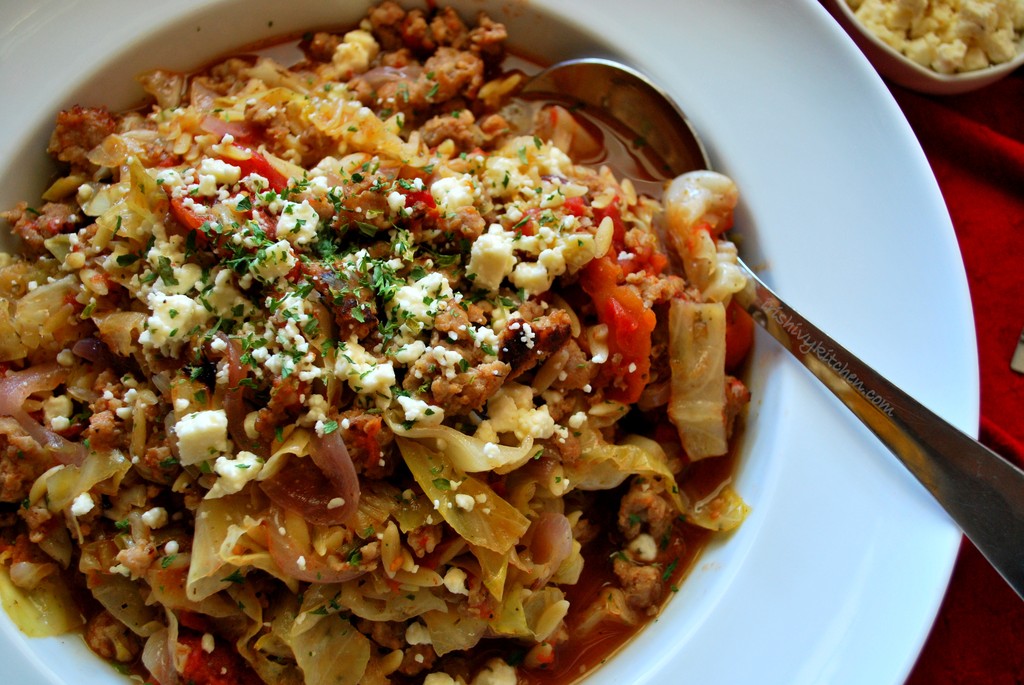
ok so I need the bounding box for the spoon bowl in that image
[527,57,1024,601]
[521,58,709,178]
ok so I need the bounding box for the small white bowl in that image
[823,0,1024,94]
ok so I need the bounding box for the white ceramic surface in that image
[0,1,976,684]
[823,0,1024,95]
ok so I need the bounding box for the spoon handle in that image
[735,258,1024,599]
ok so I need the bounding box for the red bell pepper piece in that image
[580,256,657,404]
[168,196,207,231]
[225,150,289,193]
[724,299,754,372]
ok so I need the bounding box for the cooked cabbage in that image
[668,299,729,459]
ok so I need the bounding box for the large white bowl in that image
[823,0,1024,94]
[0,1,975,684]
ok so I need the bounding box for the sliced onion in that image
[308,429,360,521]
[265,506,367,584]
[356,65,423,91]
[142,626,179,685]
[208,334,262,455]
[527,512,573,587]
[259,430,359,526]
[72,337,119,367]
[199,115,257,142]
[8,561,57,590]
[636,379,671,412]
[0,364,86,465]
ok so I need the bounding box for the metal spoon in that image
[523,57,1024,600]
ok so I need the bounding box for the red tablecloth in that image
[891,72,1024,684]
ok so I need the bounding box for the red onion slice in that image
[208,334,263,456]
[0,364,86,465]
[265,506,367,584]
[354,65,423,91]
[141,626,179,685]
[72,337,119,368]
[308,429,360,523]
[199,115,257,142]
[528,512,573,585]
[259,430,359,526]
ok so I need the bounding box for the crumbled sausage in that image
[1,202,80,257]
[618,476,675,541]
[306,32,342,62]
[301,261,379,342]
[725,375,750,439]
[420,110,485,152]
[85,610,142,663]
[499,309,573,381]
[612,555,663,611]
[0,424,55,503]
[407,356,511,415]
[340,410,396,479]
[47,105,118,172]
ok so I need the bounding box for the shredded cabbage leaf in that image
[0,567,82,637]
[668,299,730,459]
[396,436,530,554]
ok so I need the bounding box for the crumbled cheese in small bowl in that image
[823,0,1024,94]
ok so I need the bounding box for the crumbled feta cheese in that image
[174,409,230,465]
[139,291,213,356]
[250,239,297,283]
[509,260,553,296]
[423,675,457,685]
[397,395,445,426]
[467,224,517,291]
[429,345,465,380]
[208,450,263,497]
[155,168,185,189]
[387,272,454,341]
[472,658,519,685]
[627,533,659,562]
[198,158,242,187]
[484,384,556,440]
[141,507,169,529]
[332,29,380,74]
[430,174,476,214]
[241,173,270,193]
[144,238,203,296]
[334,339,396,404]
[394,340,427,364]
[42,395,73,429]
[442,566,470,595]
[405,622,432,646]
[50,416,71,431]
[276,200,320,246]
[70,492,95,517]
[386,190,407,215]
[303,394,330,426]
[847,0,1024,73]
[206,267,251,316]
